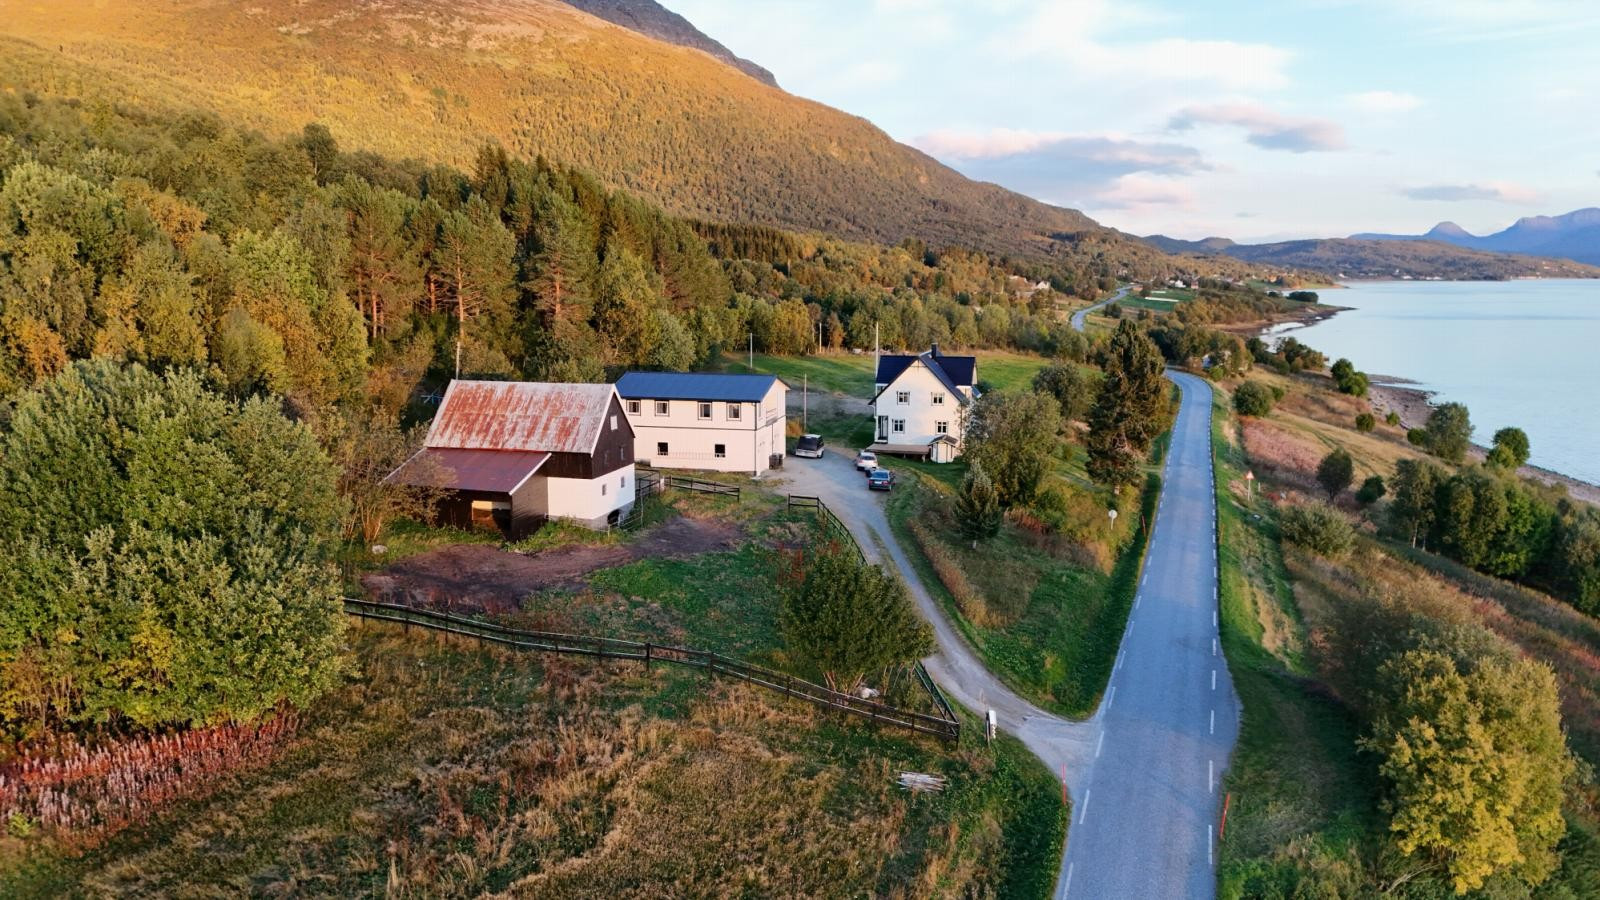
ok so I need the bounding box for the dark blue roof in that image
[616,371,783,403]
[874,350,977,388]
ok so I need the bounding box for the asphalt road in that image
[773,368,1237,899]
[1068,285,1133,331]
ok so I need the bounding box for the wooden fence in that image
[344,598,959,743]
[661,475,741,498]
[785,495,863,561]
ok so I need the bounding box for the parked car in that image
[866,468,895,491]
[793,433,825,458]
[855,450,878,472]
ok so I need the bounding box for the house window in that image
[931,392,945,405]
[936,421,949,434]
[627,399,641,415]
[602,483,607,496]
[610,414,617,430]
[726,403,741,420]
[892,419,905,434]
[655,400,669,416]
[657,442,669,456]
[698,401,713,420]
[714,443,727,458]
[896,390,910,404]
[621,475,627,488]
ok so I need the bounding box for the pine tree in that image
[1086,320,1169,489]
[956,461,1002,541]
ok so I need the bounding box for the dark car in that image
[866,468,895,491]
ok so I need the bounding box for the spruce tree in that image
[956,461,1002,541]
[1086,320,1169,489]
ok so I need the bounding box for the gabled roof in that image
[425,381,620,455]
[615,371,785,403]
[384,448,550,493]
[873,348,978,405]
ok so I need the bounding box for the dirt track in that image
[362,516,742,615]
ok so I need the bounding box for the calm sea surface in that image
[1269,279,1600,485]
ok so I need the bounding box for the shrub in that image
[0,361,346,737]
[1356,475,1387,506]
[1280,501,1356,557]
[1386,411,1401,427]
[779,543,933,691]
[1407,428,1430,447]
[1355,412,1375,432]
[956,462,1002,541]
[1234,380,1275,417]
[1316,448,1355,500]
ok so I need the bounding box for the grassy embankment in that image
[5,497,1065,898]
[1211,374,1600,895]
[879,409,1167,718]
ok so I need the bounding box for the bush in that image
[0,361,347,737]
[1355,412,1375,432]
[1279,501,1356,557]
[1356,475,1387,506]
[1234,380,1275,417]
[1407,428,1430,447]
[1386,411,1401,427]
[1316,448,1355,500]
[779,543,933,692]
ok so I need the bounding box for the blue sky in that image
[671,0,1600,241]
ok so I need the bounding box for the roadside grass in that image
[0,626,1064,898]
[884,438,1158,719]
[1210,384,1377,897]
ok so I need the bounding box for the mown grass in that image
[0,625,1064,898]
[720,349,1054,397]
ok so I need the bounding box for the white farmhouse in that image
[869,344,978,463]
[616,372,788,476]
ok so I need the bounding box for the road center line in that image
[1210,708,1215,734]
[1208,825,1214,866]
[1209,759,1214,794]
[1211,669,1217,690]
[1063,862,1074,897]
[1079,790,1091,824]
[1095,730,1105,758]
[1212,638,1217,656]
[1106,686,1116,710]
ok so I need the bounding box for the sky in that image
[670,0,1600,242]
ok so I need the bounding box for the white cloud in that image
[912,128,1208,207]
[1168,103,1348,152]
[1400,182,1542,203]
[1088,174,1195,211]
[1347,90,1423,113]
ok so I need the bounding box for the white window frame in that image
[714,443,727,458]
[936,420,949,434]
[654,400,669,416]
[931,392,945,405]
[627,399,641,415]
[698,401,713,420]
[896,390,910,404]
[892,419,906,434]
[726,402,741,420]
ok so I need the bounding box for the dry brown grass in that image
[4,625,1053,897]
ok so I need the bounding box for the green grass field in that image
[718,350,1055,396]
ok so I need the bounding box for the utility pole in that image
[748,332,754,372]
[803,374,808,430]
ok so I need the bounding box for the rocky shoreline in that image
[1367,379,1600,506]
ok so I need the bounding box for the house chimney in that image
[930,341,939,357]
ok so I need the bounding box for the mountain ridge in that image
[1351,208,1600,265]
[560,0,777,86]
[1140,234,1600,280]
[0,0,1219,276]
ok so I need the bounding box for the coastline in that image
[1367,380,1600,506]
[1247,299,1600,506]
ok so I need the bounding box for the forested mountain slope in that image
[0,0,1199,271]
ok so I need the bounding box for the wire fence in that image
[343,598,958,743]
[785,495,863,561]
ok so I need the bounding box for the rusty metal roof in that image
[384,448,550,493]
[425,381,619,455]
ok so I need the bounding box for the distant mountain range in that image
[562,0,778,87]
[1143,210,1600,280]
[1352,208,1600,266]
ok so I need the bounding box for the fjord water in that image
[1282,279,1600,485]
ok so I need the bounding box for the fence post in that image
[644,642,652,672]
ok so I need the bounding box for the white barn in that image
[870,345,978,463]
[616,372,789,476]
